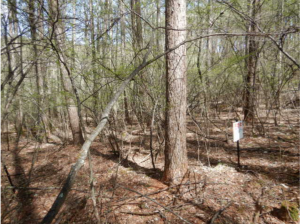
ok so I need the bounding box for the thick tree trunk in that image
[48,0,84,145]
[163,0,188,185]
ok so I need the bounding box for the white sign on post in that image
[233,121,243,142]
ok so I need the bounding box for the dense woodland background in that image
[1,0,300,223]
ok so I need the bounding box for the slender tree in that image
[131,0,143,49]
[243,0,260,122]
[27,0,51,142]
[48,0,85,145]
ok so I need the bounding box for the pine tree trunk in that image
[163,0,188,185]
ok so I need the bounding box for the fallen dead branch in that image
[118,184,193,224]
[120,211,160,216]
[209,201,233,224]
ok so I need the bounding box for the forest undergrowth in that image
[1,108,299,224]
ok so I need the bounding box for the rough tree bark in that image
[163,0,188,185]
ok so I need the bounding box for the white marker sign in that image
[233,121,243,142]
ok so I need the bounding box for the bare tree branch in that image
[217,0,300,69]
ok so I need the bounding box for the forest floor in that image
[1,108,299,224]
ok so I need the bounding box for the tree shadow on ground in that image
[184,199,241,224]
[187,139,227,148]
[108,134,153,152]
[187,137,299,166]
[1,141,69,224]
[187,149,299,186]
[54,195,88,223]
[90,147,163,181]
[188,138,298,156]
[11,145,40,224]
